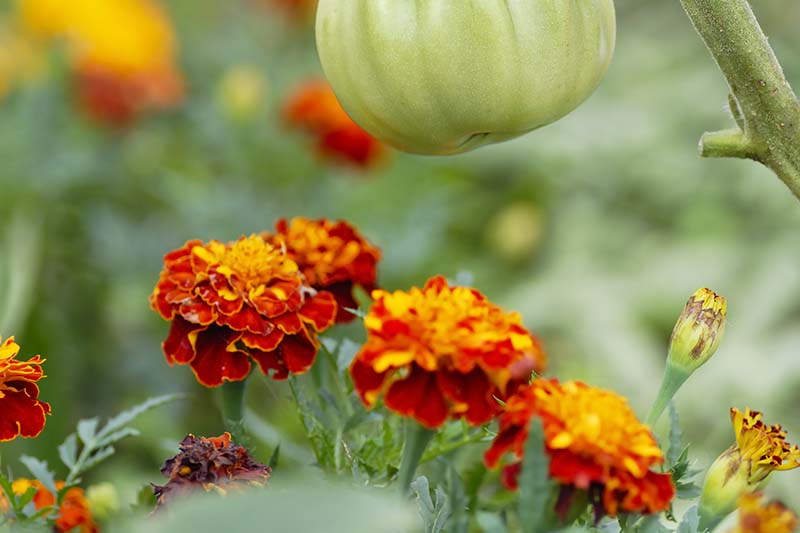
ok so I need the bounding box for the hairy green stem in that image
[221,379,248,444]
[646,362,690,428]
[397,421,435,494]
[679,0,800,200]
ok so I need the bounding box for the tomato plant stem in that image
[679,0,800,200]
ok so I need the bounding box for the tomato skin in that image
[316,1,616,155]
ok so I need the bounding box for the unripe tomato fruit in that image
[316,1,616,155]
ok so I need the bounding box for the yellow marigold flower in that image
[668,287,727,373]
[151,235,337,387]
[267,217,381,324]
[18,0,184,124]
[731,493,798,533]
[485,379,675,518]
[700,408,800,527]
[350,275,545,428]
[0,336,50,441]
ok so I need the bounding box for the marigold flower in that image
[8,479,98,533]
[18,0,184,124]
[731,493,798,533]
[668,287,727,373]
[700,408,800,525]
[153,432,271,508]
[150,234,337,387]
[484,379,675,518]
[349,275,545,428]
[268,217,381,323]
[0,336,50,441]
[284,80,385,167]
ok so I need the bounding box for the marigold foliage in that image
[18,0,184,123]
[284,79,385,167]
[484,379,675,517]
[350,275,546,428]
[268,217,381,323]
[9,479,97,533]
[0,336,50,441]
[153,432,271,508]
[732,493,798,533]
[150,234,337,387]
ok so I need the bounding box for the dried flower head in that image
[731,493,798,533]
[153,432,270,508]
[701,408,800,522]
[484,379,675,519]
[0,336,50,441]
[150,234,337,386]
[350,275,546,428]
[8,479,98,533]
[268,217,381,323]
[284,80,385,167]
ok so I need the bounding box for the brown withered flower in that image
[153,432,270,508]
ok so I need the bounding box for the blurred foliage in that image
[0,0,798,527]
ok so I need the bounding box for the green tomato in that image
[316,1,616,155]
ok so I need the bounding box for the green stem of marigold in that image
[397,421,436,495]
[645,362,691,428]
[221,378,248,444]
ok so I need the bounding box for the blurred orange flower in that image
[261,0,318,21]
[150,235,337,386]
[350,275,545,428]
[268,217,381,323]
[18,0,184,124]
[153,432,271,508]
[0,336,50,441]
[284,80,385,167]
[9,479,97,533]
[732,493,797,533]
[484,379,675,519]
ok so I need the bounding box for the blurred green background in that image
[0,0,798,514]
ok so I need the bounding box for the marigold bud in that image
[667,288,726,373]
[86,482,120,521]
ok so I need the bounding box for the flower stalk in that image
[397,421,435,495]
[679,0,800,200]
[221,379,248,444]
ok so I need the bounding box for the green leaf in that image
[676,505,699,533]
[77,418,99,446]
[518,419,554,533]
[268,444,280,470]
[411,476,452,533]
[19,456,57,497]
[476,512,508,533]
[98,393,183,440]
[58,434,79,470]
[82,446,116,472]
[96,427,141,448]
[444,464,469,533]
[667,402,683,467]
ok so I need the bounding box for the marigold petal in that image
[0,388,49,441]
[241,329,284,352]
[280,333,317,374]
[299,290,337,331]
[350,358,388,406]
[163,318,203,365]
[179,301,216,326]
[189,328,250,387]
[325,282,360,323]
[250,349,288,380]
[273,312,303,334]
[384,367,448,429]
[437,368,497,426]
[217,306,272,335]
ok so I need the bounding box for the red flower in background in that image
[0,336,50,441]
[259,0,318,22]
[268,217,381,323]
[350,275,546,428]
[284,80,385,167]
[484,379,675,519]
[150,234,337,386]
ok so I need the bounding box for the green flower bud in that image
[86,482,120,521]
[315,1,616,155]
[667,288,726,374]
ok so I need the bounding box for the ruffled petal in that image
[189,328,251,387]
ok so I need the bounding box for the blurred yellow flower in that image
[216,65,268,122]
[731,493,797,533]
[0,16,44,99]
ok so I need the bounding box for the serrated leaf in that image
[15,485,39,511]
[634,515,670,533]
[19,456,57,496]
[411,476,452,533]
[58,433,78,470]
[268,444,280,470]
[99,393,183,440]
[444,464,468,533]
[676,505,699,533]
[77,418,99,446]
[82,446,116,472]
[96,427,140,448]
[518,419,553,533]
[667,402,683,467]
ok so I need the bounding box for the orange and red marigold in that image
[732,493,798,533]
[8,479,97,533]
[150,234,337,386]
[153,432,270,508]
[484,379,675,519]
[0,336,50,441]
[283,79,385,168]
[267,217,381,324]
[349,275,546,429]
